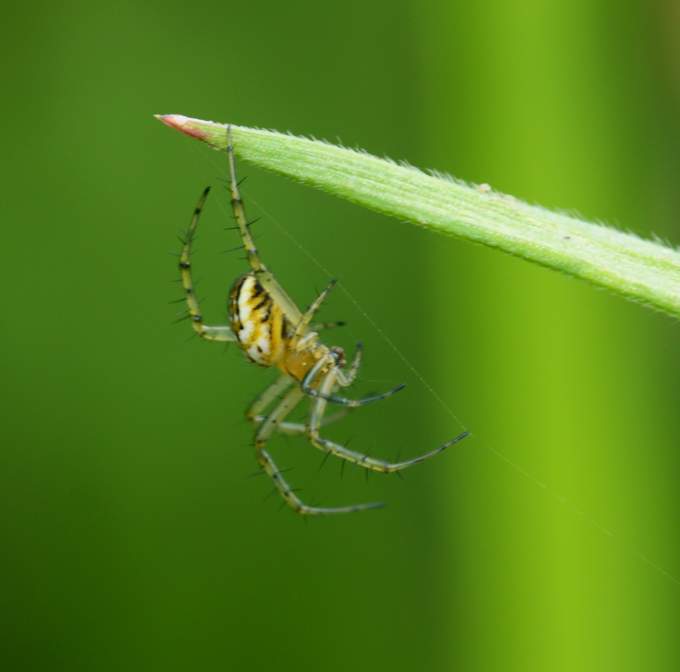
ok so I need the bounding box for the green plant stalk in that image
[156,114,680,318]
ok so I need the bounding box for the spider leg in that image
[226,125,303,326]
[245,375,293,423]
[310,320,346,331]
[251,408,349,434]
[301,352,405,407]
[293,279,338,340]
[178,187,235,342]
[337,342,362,387]
[247,375,347,432]
[254,385,383,515]
[226,128,263,274]
[307,369,470,473]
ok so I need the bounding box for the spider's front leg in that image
[307,368,469,474]
[293,278,338,340]
[177,187,235,343]
[301,350,405,407]
[253,384,382,515]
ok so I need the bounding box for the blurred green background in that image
[2,1,680,670]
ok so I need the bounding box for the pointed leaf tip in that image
[154,115,680,316]
[154,114,213,142]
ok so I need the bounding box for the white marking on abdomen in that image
[255,333,271,355]
[237,275,256,322]
[239,320,254,342]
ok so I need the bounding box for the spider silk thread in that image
[183,142,680,588]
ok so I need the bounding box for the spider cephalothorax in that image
[175,125,469,515]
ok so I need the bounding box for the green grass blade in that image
[156,114,680,318]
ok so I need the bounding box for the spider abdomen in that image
[229,273,286,367]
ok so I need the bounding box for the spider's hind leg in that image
[226,125,304,326]
[226,127,263,273]
[177,187,235,343]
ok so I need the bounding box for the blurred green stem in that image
[156,114,680,318]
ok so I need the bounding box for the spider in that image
[176,125,469,515]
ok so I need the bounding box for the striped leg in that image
[226,125,303,326]
[293,279,338,340]
[245,375,292,423]
[301,352,405,407]
[178,187,235,342]
[251,409,348,434]
[247,376,347,431]
[310,320,346,331]
[226,129,263,274]
[307,369,470,473]
[254,385,382,515]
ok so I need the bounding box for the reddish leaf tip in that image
[154,114,209,141]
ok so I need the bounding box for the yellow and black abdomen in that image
[229,273,287,367]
